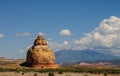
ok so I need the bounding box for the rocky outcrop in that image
[26,35,58,68]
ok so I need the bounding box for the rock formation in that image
[26,35,58,68]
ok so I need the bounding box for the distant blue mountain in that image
[55,49,120,63]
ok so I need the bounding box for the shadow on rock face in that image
[20,61,35,67]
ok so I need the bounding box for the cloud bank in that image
[74,16,120,49]
[49,16,120,56]
[73,16,120,55]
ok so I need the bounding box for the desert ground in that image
[0,72,120,76]
[0,58,120,76]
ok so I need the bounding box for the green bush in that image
[34,72,37,76]
[84,73,88,76]
[103,72,107,76]
[58,70,63,74]
[48,72,55,76]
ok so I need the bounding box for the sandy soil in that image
[0,72,119,76]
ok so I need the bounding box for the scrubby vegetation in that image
[48,72,55,76]
[0,66,119,74]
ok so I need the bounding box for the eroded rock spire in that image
[26,35,58,68]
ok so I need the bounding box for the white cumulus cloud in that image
[60,29,72,36]
[0,33,4,38]
[16,32,30,37]
[73,16,120,55]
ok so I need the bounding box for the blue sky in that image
[0,0,120,59]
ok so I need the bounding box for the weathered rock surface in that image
[26,35,58,68]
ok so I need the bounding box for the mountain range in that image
[55,49,120,64]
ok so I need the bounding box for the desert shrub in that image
[48,72,55,76]
[22,72,24,75]
[58,70,63,74]
[84,73,88,76]
[34,72,37,76]
[15,68,20,73]
[103,72,107,76]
